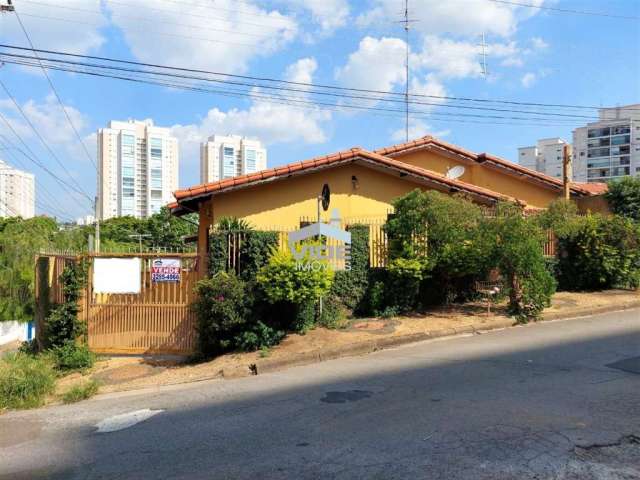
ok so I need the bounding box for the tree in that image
[491,203,556,321]
[606,176,640,221]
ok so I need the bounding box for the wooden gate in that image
[84,253,199,354]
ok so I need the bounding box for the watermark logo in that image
[288,209,351,271]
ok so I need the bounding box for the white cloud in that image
[285,57,318,84]
[521,68,550,88]
[531,36,549,50]
[391,119,450,142]
[335,37,406,92]
[0,94,91,160]
[106,0,298,73]
[0,0,106,61]
[357,0,537,37]
[170,58,331,173]
[281,0,349,33]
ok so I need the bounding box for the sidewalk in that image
[56,289,640,397]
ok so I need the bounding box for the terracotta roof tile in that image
[171,146,513,212]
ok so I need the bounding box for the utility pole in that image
[94,197,100,253]
[129,234,151,253]
[562,143,572,200]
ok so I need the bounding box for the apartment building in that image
[573,104,640,183]
[0,159,35,218]
[200,135,267,183]
[517,137,571,180]
[97,119,179,220]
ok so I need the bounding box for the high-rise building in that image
[573,104,640,183]
[97,119,179,220]
[0,159,35,218]
[517,137,571,180]
[200,135,267,183]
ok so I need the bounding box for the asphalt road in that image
[2,309,640,479]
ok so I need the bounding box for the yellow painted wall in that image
[576,195,611,215]
[393,150,561,208]
[207,163,444,230]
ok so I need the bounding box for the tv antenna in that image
[478,32,489,79]
[395,0,419,142]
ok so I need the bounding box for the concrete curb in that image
[244,300,640,377]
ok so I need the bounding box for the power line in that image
[1,43,635,113]
[0,110,93,204]
[488,0,640,20]
[0,135,71,218]
[1,56,588,128]
[0,51,599,120]
[0,79,93,200]
[18,0,284,39]
[11,7,98,171]
[14,12,279,49]
[0,49,604,120]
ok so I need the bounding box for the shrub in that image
[331,225,370,311]
[61,379,99,404]
[318,296,348,329]
[491,203,556,321]
[193,272,252,357]
[51,342,95,372]
[45,304,85,349]
[556,214,640,290]
[386,190,495,306]
[208,219,278,280]
[387,257,426,312]
[256,249,334,304]
[0,353,56,409]
[44,260,88,349]
[606,176,640,221]
[235,321,285,351]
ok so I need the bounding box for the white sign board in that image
[93,257,141,294]
[151,258,181,283]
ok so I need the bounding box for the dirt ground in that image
[53,289,639,399]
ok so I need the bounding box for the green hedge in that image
[331,224,370,312]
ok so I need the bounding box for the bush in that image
[318,295,348,329]
[385,190,495,307]
[208,221,278,280]
[61,379,99,404]
[256,249,334,305]
[387,258,425,313]
[0,353,56,409]
[51,342,95,372]
[235,321,285,351]
[606,176,640,221]
[44,261,88,349]
[331,225,370,311]
[45,304,85,349]
[492,203,556,321]
[193,272,252,357]
[556,214,640,290]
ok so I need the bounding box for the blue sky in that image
[0,0,638,219]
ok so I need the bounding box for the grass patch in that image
[61,379,100,404]
[0,353,56,409]
[51,343,96,373]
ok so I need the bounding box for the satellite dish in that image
[321,184,330,211]
[445,165,465,180]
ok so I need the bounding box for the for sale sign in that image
[151,258,181,283]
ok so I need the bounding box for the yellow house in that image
[169,136,608,269]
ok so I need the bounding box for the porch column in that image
[197,200,213,279]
